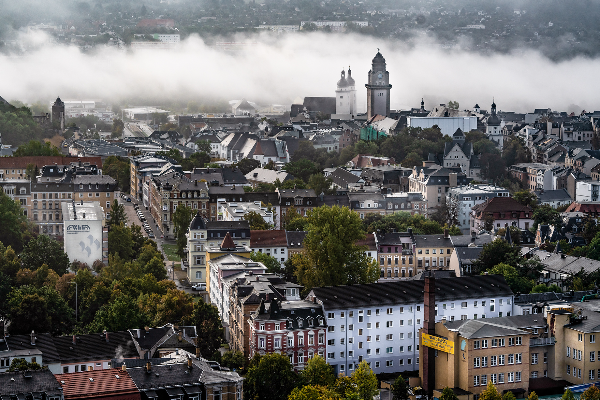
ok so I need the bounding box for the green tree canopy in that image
[285,159,321,182]
[391,376,410,400]
[513,190,538,210]
[244,353,298,400]
[471,239,523,274]
[107,200,126,228]
[308,174,335,196]
[250,251,281,273]
[300,355,336,388]
[20,235,69,275]
[8,358,43,372]
[173,205,195,259]
[293,206,379,291]
[580,386,600,400]
[14,140,60,157]
[439,387,459,400]
[486,263,534,294]
[243,210,270,230]
[103,156,130,193]
[479,382,501,400]
[351,360,378,400]
[0,189,28,252]
[187,299,223,358]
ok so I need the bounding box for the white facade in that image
[576,181,600,202]
[447,185,510,235]
[62,201,106,266]
[220,201,274,226]
[321,294,514,375]
[407,116,478,136]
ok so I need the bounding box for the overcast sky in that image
[0,30,597,113]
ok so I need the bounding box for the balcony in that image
[530,337,555,347]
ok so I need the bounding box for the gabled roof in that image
[56,369,138,399]
[52,331,138,364]
[472,196,532,214]
[5,333,61,364]
[0,369,62,397]
[250,230,288,247]
[220,232,237,250]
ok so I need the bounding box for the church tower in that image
[365,50,392,119]
[335,67,357,117]
[51,97,65,131]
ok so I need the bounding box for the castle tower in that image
[365,50,392,119]
[335,67,357,117]
[486,99,504,149]
[51,97,65,131]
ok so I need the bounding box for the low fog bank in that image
[1,30,598,114]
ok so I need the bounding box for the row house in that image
[207,185,246,221]
[508,163,552,191]
[186,215,250,286]
[307,275,514,375]
[409,163,469,213]
[0,178,30,216]
[360,165,412,193]
[348,192,386,219]
[565,201,600,218]
[129,154,178,203]
[278,188,318,226]
[244,192,281,228]
[249,298,327,371]
[447,184,510,235]
[230,274,302,359]
[149,172,209,240]
[251,139,290,165]
[250,229,288,265]
[384,192,427,215]
[471,197,534,233]
[0,156,102,180]
[565,149,600,174]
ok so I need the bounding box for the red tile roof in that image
[472,196,532,214]
[56,369,140,400]
[220,232,236,250]
[0,156,103,169]
[566,201,600,213]
[250,230,288,247]
[356,233,377,250]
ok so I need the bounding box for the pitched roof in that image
[52,331,138,364]
[220,232,236,250]
[250,230,288,247]
[0,156,103,169]
[56,369,138,400]
[0,369,63,397]
[310,275,512,310]
[472,196,532,214]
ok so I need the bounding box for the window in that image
[386,347,393,354]
[591,370,596,380]
[387,308,393,314]
[508,372,514,382]
[386,334,393,340]
[499,355,505,365]
[592,352,596,362]
[481,357,488,367]
[386,321,393,328]
[474,357,481,368]
[491,355,497,366]
[579,333,583,342]
[482,340,488,348]
[474,376,480,386]
[516,371,521,382]
[274,337,281,349]
[567,347,571,357]
[474,341,480,349]
[592,335,596,343]
[328,312,335,319]
[516,353,522,364]
[259,338,265,348]
[532,353,538,365]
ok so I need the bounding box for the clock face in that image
[378,72,383,79]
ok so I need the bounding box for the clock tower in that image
[365,50,392,119]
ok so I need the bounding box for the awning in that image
[165,387,186,397]
[183,385,202,395]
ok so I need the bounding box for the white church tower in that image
[335,67,357,119]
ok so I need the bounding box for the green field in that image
[161,244,181,262]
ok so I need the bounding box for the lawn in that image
[162,244,181,262]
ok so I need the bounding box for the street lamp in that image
[70,281,78,322]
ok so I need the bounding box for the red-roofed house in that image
[470,196,534,233]
[565,201,600,218]
[250,229,289,265]
[56,369,140,400]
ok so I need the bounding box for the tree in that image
[234,158,260,175]
[221,351,245,371]
[528,392,539,400]
[487,263,534,294]
[243,211,270,230]
[21,235,69,275]
[195,140,212,154]
[14,140,61,157]
[447,100,459,109]
[285,159,321,182]
[513,190,538,210]
[107,224,135,261]
[86,293,149,333]
[502,392,516,400]
[293,206,379,291]
[439,388,458,400]
[288,385,338,400]
[103,156,130,193]
[107,200,126,228]
[308,174,335,196]
[581,386,600,400]
[25,163,39,181]
[471,239,522,274]
[111,119,124,138]
[244,353,298,400]
[0,189,28,252]
[391,376,410,400]
[250,251,281,273]
[8,358,42,372]
[533,205,561,228]
[300,355,336,388]
[352,360,378,400]
[7,285,75,335]
[187,300,223,358]
[562,389,576,400]
[479,382,501,400]
[173,205,195,259]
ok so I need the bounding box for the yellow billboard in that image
[422,333,454,354]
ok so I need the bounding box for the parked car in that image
[148,232,155,238]
[191,283,206,291]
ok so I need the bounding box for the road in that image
[123,123,153,138]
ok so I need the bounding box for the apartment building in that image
[307,275,514,375]
[447,184,510,235]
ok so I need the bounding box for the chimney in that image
[422,273,436,397]
[30,330,36,346]
[121,364,127,371]
[187,358,193,369]
[88,365,93,371]
[196,347,201,358]
[178,332,182,342]
[444,229,449,239]
[145,326,150,334]
[72,335,76,345]
[104,330,109,343]
[146,362,151,373]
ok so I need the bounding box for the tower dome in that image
[346,66,355,86]
[337,69,348,88]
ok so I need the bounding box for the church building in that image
[365,51,392,119]
[334,67,357,119]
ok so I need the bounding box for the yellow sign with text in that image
[422,333,454,354]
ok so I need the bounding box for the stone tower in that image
[51,97,65,131]
[335,67,357,117]
[365,51,392,119]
